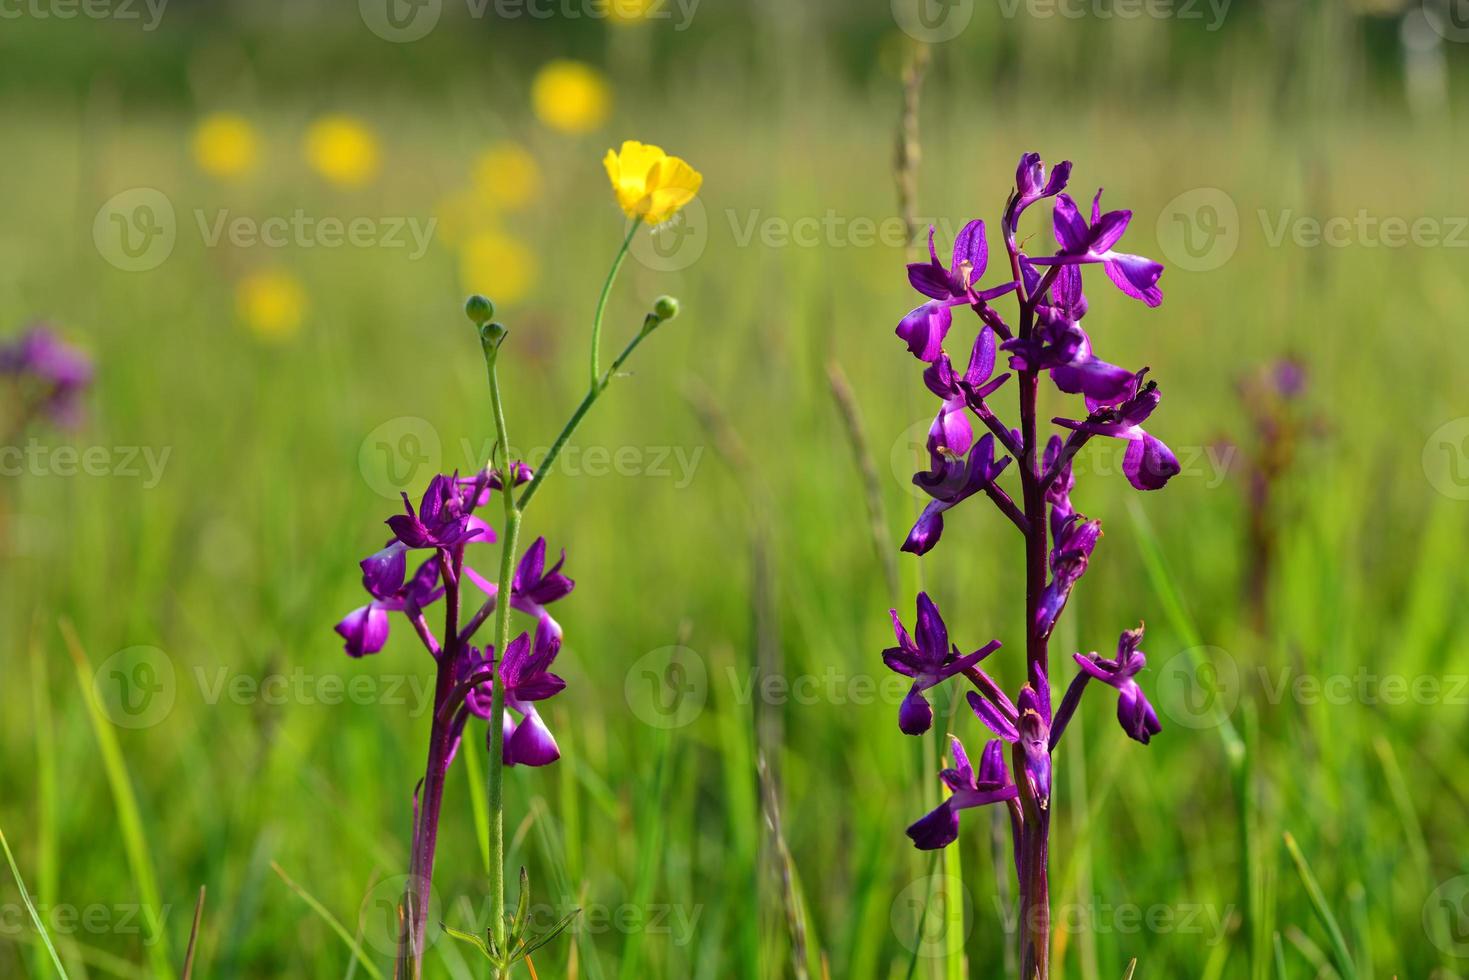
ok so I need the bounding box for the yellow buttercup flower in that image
[304,115,380,188]
[603,141,703,225]
[531,60,611,134]
[471,142,542,211]
[459,231,538,306]
[192,112,260,180]
[236,271,306,341]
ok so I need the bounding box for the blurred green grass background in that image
[3,1,1469,977]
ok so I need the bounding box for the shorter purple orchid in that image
[884,592,1003,735]
[509,537,575,638]
[0,325,93,428]
[1071,625,1162,744]
[1031,191,1164,308]
[466,625,567,766]
[904,434,1013,556]
[898,222,1018,363]
[1055,371,1180,492]
[907,737,1017,850]
[388,474,492,550]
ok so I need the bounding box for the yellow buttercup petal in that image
[236,271,306,342]
[305,115,380,188]
[192,113,259,180]
[532,61,611,134]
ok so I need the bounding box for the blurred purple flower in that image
[0,325,93,429]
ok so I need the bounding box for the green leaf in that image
[515,909,581,962]
[0,820,70,979]
[1282,832,1357,980]
[441,924,492,961]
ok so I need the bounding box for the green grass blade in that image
[0,820,70,978]
[1282,832,1356,980]
[61,621,175,979]
[269,862,385,980]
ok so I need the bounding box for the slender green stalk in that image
[0,820,69,979]
[483,343,522,968]
[589,219,641,388]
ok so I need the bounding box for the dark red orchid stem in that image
[1016,242,1052,980]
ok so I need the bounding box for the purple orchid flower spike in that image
[883,592,1003,735]
[898,221,1018,362]
[1033,190,1164,308]
[1055,371,1181,491]
[907,737,1018,850]
[1070,625,1162,744]
[904,434,1013,555]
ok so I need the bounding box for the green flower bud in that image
[480,321,508,349]
[652,295,680,321]
[464,295,496,326]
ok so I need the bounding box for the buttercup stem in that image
[590,218,641,388]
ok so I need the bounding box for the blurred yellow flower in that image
[531,61,611,135]
[236,271,306,341]
[304,115,380,188]
[433,188,501,249]
[603,141,703,225]
[471,142,542,211]
[608,0,658,24]
[192,112,259,180]
[459,231,538,306]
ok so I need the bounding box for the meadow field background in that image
[2,1,1468,977]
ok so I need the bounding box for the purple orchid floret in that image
[898,222,1019,362]
[904,433,1013,556]
[884,153,1178,976]
[464,624,567,767]
[0,324,93,429]
[509,536,576,638]
[883,592,1002,735]
[907,736,1017,850]
[335,548,444,657]
[387,473,493,550]
[1071,625,1162,744]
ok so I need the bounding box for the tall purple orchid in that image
[883,153,1178,979]
[335,152,694,974]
